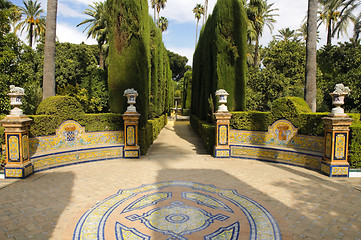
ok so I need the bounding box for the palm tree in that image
[274,27,300,42]
[155,0,167,27]
[42,0,58,99]
[193,3,204,46]
[15,0,45,47]
[318,0,360,45]
[246,0,278,66]
[353,13,361,41]
[77,1,108,68]
[158,16,168,33]
[305,0,318,112]
[0,0,20,34]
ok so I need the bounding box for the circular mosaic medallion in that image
[73,181,281,240]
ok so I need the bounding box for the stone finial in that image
[124,88,138,113]
[329,84,350,117]
[215,89,229,112]
[8,85,25,116]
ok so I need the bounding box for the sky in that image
[11,0,355,66]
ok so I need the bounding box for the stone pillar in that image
[123,112,141,159]
[123,88,140,159]
[322,117,353,177]
[214,112,232,158]
[214,89,232,158]
[321,84,353,177]
[1,116,33,178]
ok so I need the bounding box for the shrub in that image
[272,97,311,119]
[139,114,167,155]
[190,115,215,154]
[0,115,5,145]
[230,111,274,131]
[36,96,84,121]
[349,124,361,168]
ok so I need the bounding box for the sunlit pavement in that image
[0,120,360,239]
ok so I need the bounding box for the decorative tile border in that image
[29,120,124,156]
[73,181,282,240]
[231,145,322,169]
[230,120,324,153]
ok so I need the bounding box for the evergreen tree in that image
[192,0,248,120]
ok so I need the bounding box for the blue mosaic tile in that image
[73,181,282,240]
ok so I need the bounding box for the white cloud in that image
[166,46,195,66]
[57,23,97,44]
[58,2,85,18]
[148,0,217,24]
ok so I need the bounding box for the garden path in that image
[0,119,360,239]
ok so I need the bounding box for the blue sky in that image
[11,0,353,65]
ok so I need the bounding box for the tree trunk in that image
[327,17,332,45]
[29,23,33,48]
[305,0,318,112]
[99,43,104,69]
[253,36,259,67]
[42,0,58,100]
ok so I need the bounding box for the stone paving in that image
[0,120,360,239]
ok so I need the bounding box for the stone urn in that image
[8,85,25,116]
[215,89,229,112]
[329,84,350,117]
[124,88,138,113]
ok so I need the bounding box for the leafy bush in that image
[0,115,5,145]
[230,111,274,131]
[271,97,312,126]
[139,114,167,155]
[36,96,84,120]
[350,125,361,168]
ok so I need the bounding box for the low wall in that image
[30,120,124,171]
[230,120,324,169]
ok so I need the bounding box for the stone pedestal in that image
[123,112,140,159]
[1,116,33,179]
[214,112,232,158]
[322,116,353,177]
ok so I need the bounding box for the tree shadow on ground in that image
[152,168,361,239]
[0,172,74,239]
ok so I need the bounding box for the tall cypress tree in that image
[107,0,171,125]
[192,0,247,120]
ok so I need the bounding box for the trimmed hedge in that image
[28,113,123,137]
[139,114,168,155]
[36,96,85,120]
[230,111,274,131]
[190,114,215,154]
[350,124,361,168]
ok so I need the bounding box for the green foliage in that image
[192,0,248,120]
[350,124,361,168]
[272,97,311,121]
[0,33,42,115]
[107,0,171,124]
[36,96,84,121]
[182,71,192,110]
[247,40,324,111]
[29,113,122,137]
[318,42,361,112]
[138,114,167,155]
[230,111,274,131]
[0,115,5,145]
[149,21,172,119]
[190,114,215,154]
[167,50,190,81]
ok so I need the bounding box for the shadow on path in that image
[0,172,74,239]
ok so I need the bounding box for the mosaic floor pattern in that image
[73,181,281,240]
